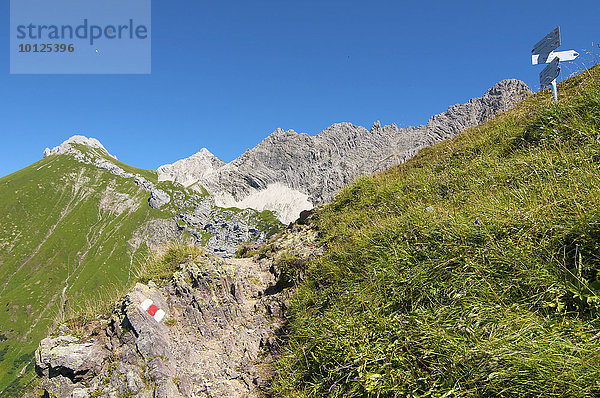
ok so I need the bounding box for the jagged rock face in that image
[35,336,107,383]
[157,79,532,222]
[34,225,321,398]
[175,200,268,255]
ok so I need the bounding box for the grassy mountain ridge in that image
[273,66,600,397]
[0,153,169,394]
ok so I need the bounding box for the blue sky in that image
[1,0,599,177]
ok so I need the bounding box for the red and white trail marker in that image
[137,297,166,323]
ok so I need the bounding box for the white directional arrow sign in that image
[532,50,579,65]
[540,57,561,89]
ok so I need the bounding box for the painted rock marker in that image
[137,297,166,323]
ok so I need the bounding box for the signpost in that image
[532,50,579,65]
[531,27,578,101]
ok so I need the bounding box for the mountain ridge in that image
[39,78,531,225]
[158,78,532,223]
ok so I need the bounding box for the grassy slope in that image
[274,66,600,397]
[0,154,168,395]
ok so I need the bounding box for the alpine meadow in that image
[272,65,600,397]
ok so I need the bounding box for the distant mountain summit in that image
[158,79,532,223]
[43,135,117,159]
[157,148,225,188]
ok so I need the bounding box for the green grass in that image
[272,65,600,397]
[0,155,167,395]
[135,243,204,285]
[254,209,286,238]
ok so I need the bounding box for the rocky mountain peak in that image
[319,121,360,134]
[157,148,225,188]
[195,147,216,157]
[42,134,172,210]
[43,135,117,159]
[370,120,382,132]
[149,79,532,225]
[267,128,298,142]
[488,78,531,96]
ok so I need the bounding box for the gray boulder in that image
[148,187,171,209]
[36,335,107,382]
[123,284,171,360]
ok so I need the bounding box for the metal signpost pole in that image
[551,80,558,101]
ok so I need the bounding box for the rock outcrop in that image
[158,79,532,222]
[35,336,108,397]
[175,199,266,255]
[35,225,320,398]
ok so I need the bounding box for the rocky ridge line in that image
[44,136,170,209]
[158,79,532,223]
[42,138,282,256]
[44,135,117,160]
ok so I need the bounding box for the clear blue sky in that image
[1,0,599,177]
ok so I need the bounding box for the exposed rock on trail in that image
[35,224,321,397]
